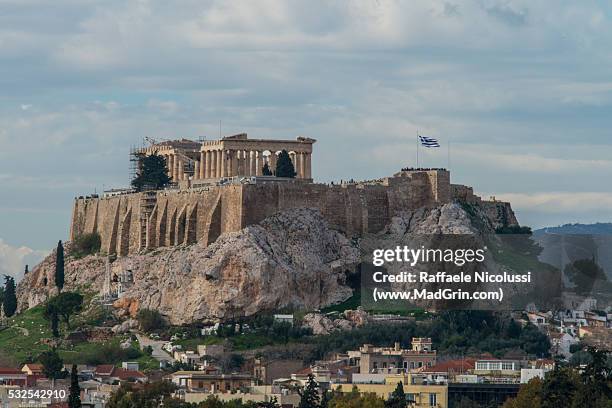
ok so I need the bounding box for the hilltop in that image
[17,201,511,324]
[534,222,612,235]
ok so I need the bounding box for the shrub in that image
[72,233,101,258]
[73,343,142,366]
[137,309,166,333]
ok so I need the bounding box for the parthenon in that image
[137,133,316,182]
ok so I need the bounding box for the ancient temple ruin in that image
[137,133,315,182]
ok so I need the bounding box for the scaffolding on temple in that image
[129,144,143,185]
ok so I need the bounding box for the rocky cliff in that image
[18,208,359,324]
[17,202,508,324]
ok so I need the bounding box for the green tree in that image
[2,275,17,317]
[385,382,406,408]
[504,319,522,339]
[45,292,83,330]
[50,311,60,337]
[261,163,273,176]
[541,366,579,408]
[131,152,171,191]
[262,162,273,176]
[72,233,101,258]
[258,396,280,408]
[502,378,542,408]
[39,349,64,384]
[328,387,384,408]
[571,347,612,407]
[136,308,166,332]
[275,150,296,178]
[55,240,65,290]
[298,374,320,408]
[320,390,331,408]
[107,381,180,408]
[68,364,82,408]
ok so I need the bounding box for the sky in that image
[1,0,612,280]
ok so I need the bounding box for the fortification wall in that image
[70,169,511,256]
[450,183,518,229]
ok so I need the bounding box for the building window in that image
[406,393,416,403]
[429,393,437,406]
[383,362,387,368]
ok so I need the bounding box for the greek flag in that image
[419,135,440,148]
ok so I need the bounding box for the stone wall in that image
[70,169,515,255]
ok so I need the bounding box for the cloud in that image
[0,239,48,282]
[1,0,612,247]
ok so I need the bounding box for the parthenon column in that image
[194,160,200,180]
[226,150,232,176]
[226,150,233,176]
[269,152,277,175]
[294,152,300,178]
[238,150,245,176]
[230,150,238,177]
[300,152,306,179]
[214,150,220,177]
[291,152,299,178]
[240,150,249,176]
[173,154,180,181]
[210,151,217,178]
[219,150,226,177]
[305,153,312,179]
[255,151,263,176]
[249,151,256,176]
[177,158,184,181]
[242,150,249,176]
[199,152,205,179]
[167,154,174,180]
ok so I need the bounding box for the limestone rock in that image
[18,208,359,325]
[302,309,371,335]
[17,203,492,325]
[112,318,139,334]
[343,307,370,326]
[302,313,336,335]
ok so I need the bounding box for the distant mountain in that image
[534,223,612,236]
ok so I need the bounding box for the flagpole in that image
[416,131,419,168]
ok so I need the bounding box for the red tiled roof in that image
[0,368,24,375]
[113,368,147,380]
[95,365,116,376]
[294,367,312,376]
[422,358,477,374]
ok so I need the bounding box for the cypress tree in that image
[298,374,320,408]
[2,275,17,317]
[68,364,82,408]
[55,240,64,291]
[131,153,171,191]
[386,381,406,408]
[50,311,60,338]
[39,349,64,386]
[262,162,273,176]
[275,150,296,178]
